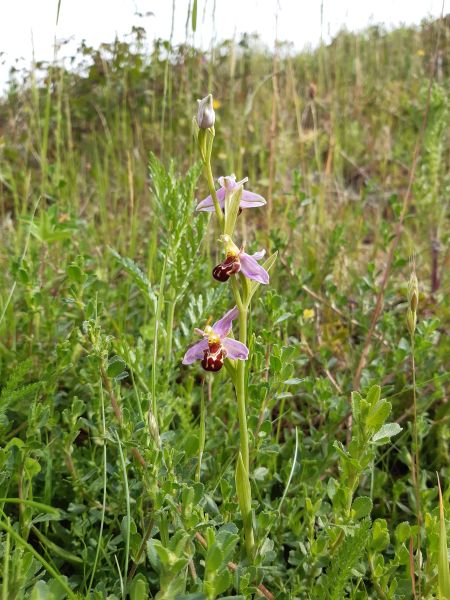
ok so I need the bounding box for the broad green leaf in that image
[370,519,390,552]
[107,355,127,379]
[351,391,362,421]
[366,399,391,430]
[30,581,55,600]
[372,422,402,442]
[152,541,171,565]
[205,544,224,572]
[213,569,232,595]
[395,521,411,543]
[352,496,373,519]
[366,385,381,406]
[67,263,83,283]
[130,574,149,600]
[47,579,67,600]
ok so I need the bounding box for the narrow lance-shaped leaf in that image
[191,0,197,32]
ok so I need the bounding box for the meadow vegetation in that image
[0,12,449,599]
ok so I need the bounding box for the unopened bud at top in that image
[196,94,215,129]
[408,272,419,313]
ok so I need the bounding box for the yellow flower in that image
[213,99,221,110]
[303,308,315,321]
[416,49,425,57]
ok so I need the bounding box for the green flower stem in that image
[230,276,244,311]
[115,431,131,597]
[151,253,167,422]
[165,297,176,366]
[196,383,206,482]
[233,283,255,559]
[236,306,249,471]
[199,129,223,229]
[201,140,254,559]
[330,466,360,555]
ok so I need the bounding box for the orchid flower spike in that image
[196,174,266,212]
[196,94,215,129]
[182,307,248,372]
[213,235,269,285]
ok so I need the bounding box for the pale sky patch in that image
[0,0,443,86]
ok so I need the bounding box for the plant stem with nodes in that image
[200,136,255,559]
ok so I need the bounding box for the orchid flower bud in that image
[196,94,215,129]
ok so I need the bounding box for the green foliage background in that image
[0,12,448,600]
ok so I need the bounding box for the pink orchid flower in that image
[182,307,248,372]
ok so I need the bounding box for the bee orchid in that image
[182,307,249,372]
[213,235,269,285]
[196,175,266,212]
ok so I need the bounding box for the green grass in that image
[0,12,449,599]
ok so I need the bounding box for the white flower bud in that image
[196,94,215,129]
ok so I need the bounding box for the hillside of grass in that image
[0,15,449,599]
